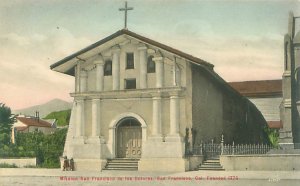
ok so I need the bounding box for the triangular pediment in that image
[50,29,213,76]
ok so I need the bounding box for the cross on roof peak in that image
[119,1,133,30]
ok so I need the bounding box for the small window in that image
[125,79,136,89]
[147,55,155,73]
[126,53,134,69]
[104,60,112,76]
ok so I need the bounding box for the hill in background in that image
[13,99,72,118]
[44,109,71,126]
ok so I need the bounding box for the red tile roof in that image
[267,121,282,129]
[229,80,282,97]
[16,117,52,128]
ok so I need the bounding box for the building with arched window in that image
[51,29,267,171]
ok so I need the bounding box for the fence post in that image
[200,140,203,155]
[232,141,235,155]
[221,134,224,155]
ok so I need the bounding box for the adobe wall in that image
[191,65,223,144]
[0,158,36,167]
[220,154,300,171]
[191,64,267,144]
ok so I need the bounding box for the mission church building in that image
[51,28,267,171]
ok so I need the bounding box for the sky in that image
[0,0,299,110]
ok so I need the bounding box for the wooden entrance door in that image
[117,118,142,158]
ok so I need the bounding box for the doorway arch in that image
[116,117,142,158]
[108,112,147,158]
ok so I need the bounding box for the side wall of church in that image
[222,92,267,144]
[190,65,223,145]
[191,65,268,145]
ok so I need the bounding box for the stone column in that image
[169,95,180,135]
[80,70,88,92]
[112,46,121,90]
[94,59,104,92]
[173,62,181,86]
[75,98,85,137]
[166,92,182,142]
[75,63,81,92]
[152,96,162,140]
[138,44,147,89]
[91,98,100,137]
[153,56,164,88]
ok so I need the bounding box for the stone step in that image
[104,158,139,171]
[107,162,138,165]
[198,168,225,171]
[203,162,220,164]
[200,164,222,168]
[104,167,138,171]
[108,158,140,161]
[107,159,139,162]
[205,159,220,162]
[106,164,138,168]
[107,161,138,163]
[198,158,224,171]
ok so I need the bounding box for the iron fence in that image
[192,135,273,158]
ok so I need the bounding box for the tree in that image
[0,103,15,146]
[44,109,71,126]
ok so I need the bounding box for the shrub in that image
[0,163,18,168]
[24,165,37,168]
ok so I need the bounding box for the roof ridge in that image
[50,29,213,73]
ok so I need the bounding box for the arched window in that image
[147,56,155,73]
[104,60,112,76]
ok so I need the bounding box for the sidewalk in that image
[1,168,300,186]
[1,168,300,179]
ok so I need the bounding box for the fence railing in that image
[222,142,272,155]
[192,135,273,158]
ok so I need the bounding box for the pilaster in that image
[138,44,148,89]
[91,98,101,138]
[94,58,104,92]
[112,45,121,90]
[80,70,88,93]
[153,56,164,88]
[75,62,81,92]
[173,62,181,86]
[74,98,85,144]
[150,94,163,141]
[166,92,182,142]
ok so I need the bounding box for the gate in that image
[202,143,221,159]
[192,141,221,160]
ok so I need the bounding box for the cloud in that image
[0,28,91,109]
[174,19,214,38]
[152,32,283,82]
[0,33,30,46]
[0,23,285,109]
[49,28,92,57]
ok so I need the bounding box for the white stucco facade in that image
[58,33,190,171]
[52,29,267,171]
